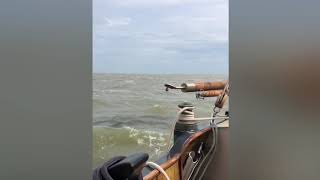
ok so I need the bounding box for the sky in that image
[93,0,228,74]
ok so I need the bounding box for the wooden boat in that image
[93,81,229,180]
[143,121,229,180]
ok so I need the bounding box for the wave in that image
[93,126,169,168]
[93,98,109,109]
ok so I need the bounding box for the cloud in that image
[162,16,217,23]
[93,0,228,74]
[109,0,225,7]
[104,17,131,27]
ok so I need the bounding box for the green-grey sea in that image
[93,73,227,168]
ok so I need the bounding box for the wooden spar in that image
[181,81,226,92]
[197,90,223,97]
[215,94,228,109]
[165,81,226,92]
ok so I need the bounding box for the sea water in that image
[93,73,227,167]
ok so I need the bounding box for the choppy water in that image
[93,73,227,167]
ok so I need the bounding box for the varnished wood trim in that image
[143,155,179,180]
[143,127,212,180]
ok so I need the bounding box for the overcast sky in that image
[93,0,228,74]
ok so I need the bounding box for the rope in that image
[198,120,218,178]
[194,116,229,121]
[166,107,194,150]
[146,161,170,180]
[214,81,229,109]
[185,121,218,180]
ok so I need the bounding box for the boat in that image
[93,81,229,180]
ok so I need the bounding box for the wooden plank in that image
[152,161,180,180]
[143,156,179,180]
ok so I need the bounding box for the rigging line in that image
[189,122,218,180]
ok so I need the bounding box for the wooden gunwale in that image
[143,127,212,180]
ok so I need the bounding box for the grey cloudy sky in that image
[93,0,228,74]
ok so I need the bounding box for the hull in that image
[143,121,229,180]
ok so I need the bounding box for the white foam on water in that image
[124,126,168,148]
